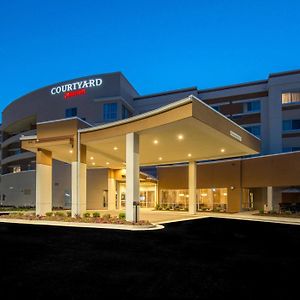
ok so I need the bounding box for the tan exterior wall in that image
[242,152,300,187]
[158,152,300,212]
[227,188,242,212]
[86,169,108,210]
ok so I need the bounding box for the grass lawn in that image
[0,218,299,299]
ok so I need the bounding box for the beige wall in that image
[0,171,36,207]
[86,169,108,210]
[242,152,300,187]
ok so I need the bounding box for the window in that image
[13,166,21,173]
[283,119,300,131]
[283,147,300,152]
[65,107,77,118]
[246,100,260,112]
[122,105,132,119]
[243,125,261,137]
[282,92,300,104]
[103,103,118,122]
[211,105,220,112]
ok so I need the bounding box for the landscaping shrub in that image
[66,211,71,217]
[83,212,91,218]
[46,212,53,217]
[54,212,65,217]
[119,212,126,219]
[93,212,100,218]
[259,209,264,214]
[103,214,111,219]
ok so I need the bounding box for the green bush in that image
[46,212,53,217]
[54,211,65,217]
[93,212,100,218]
[83,212,91,218]
[259,209,264,214]
[103,214,111,219]
[119,212,126,219]
[66,211,72,217]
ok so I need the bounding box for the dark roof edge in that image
[269,69,300,78]
[134,86,197,100]
[198,79,268,94]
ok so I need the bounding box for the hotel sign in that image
[230,130,242,141]
[50,78,103,99]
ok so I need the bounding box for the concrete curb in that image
[0,218,164,231]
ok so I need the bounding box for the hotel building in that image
[1,70,300,219]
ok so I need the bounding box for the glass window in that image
[65,107,77,118]
[292,120,300,130]
[283,147,300,152]
[211,105,220,112]
[283,119,300,131]
[246,100,260,112]
[282,92,300,104]
[283,120,291,131]
[243,125,261,137]
[103,103,118,122]
[13,166,21,173]
[122,105,132,119]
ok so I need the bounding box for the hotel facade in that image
[1,70,300,219]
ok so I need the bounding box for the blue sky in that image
[1,0,300,119]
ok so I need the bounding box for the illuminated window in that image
[65,107,77,118]
[103,103,118,122]
[282,92,300,104]
[13,166,21,173]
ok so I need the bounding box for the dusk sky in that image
[1,0,300,120]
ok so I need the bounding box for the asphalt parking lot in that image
[0,218,299,299]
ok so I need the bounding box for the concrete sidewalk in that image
[91,208,300,226]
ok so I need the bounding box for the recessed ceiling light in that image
[158,157,162,161]
[106,162,110,165]
[69,150,73,154]
[153,140,158,144]
[177,134,184,140]
[188,153,192,157]
[92,162,95,166]
[221,148,225,153]
[113,146,118,150]
[90,156,94,160]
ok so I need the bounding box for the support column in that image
[36,149,52,216]
[189,161,197,214]
[266,186,273,212]
[108,169,116,210]
[126,132,140,222]
[72,144,87,217]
